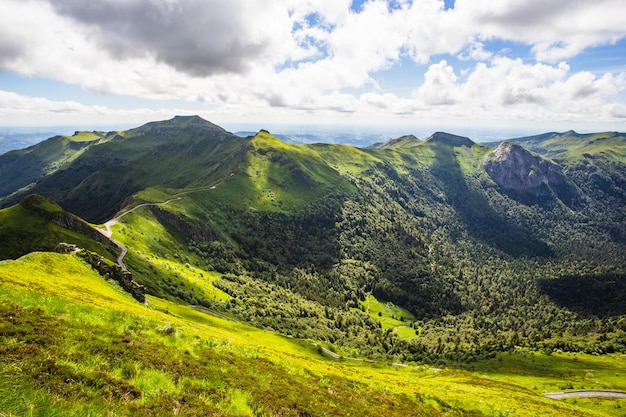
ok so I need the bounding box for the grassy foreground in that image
[1,252,624,416]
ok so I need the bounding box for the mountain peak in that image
[133,115,227,135]
[369,134,422,149]
[427,132,475,147]
[171,115,209,124]
[482,141,577,207]
[20,194,64,215]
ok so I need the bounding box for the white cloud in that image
[0,90,194,126]
[415,60,459,105]
[455,0,626,62]
[1,0,625,130]
[410,57,626,123]
[458,41,493,61]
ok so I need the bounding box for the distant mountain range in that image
[0,130,65,155]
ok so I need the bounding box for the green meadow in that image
[1,251,624,416]
[361,294,418,340]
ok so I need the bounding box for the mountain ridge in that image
[1,116,626,364]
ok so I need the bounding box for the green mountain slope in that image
[4,251,615,417]
[2,118,626,415]
[0,116,249,223]
[1,117,626,364]
[499,130,626,164]
[0,131,105,199]
[0,194,118,261]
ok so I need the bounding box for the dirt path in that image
[544,390,626,400]
[96,184,220,270]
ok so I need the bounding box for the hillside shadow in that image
[537,274,626,317]
[495,178,582,211]
[430,143,552,258]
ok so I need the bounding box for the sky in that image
[1,0,626,138]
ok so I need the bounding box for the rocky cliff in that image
[482,141,577,206]
[57,243,145,303]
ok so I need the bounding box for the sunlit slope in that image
[239,130,354,211]
[0,194,117,261]
[501,130,626,164]
[0,252,441,416]
[0,251,610,417]
[104,206,230,305]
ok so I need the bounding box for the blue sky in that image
[1,0,625,138]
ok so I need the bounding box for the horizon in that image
[1,1,625,133]
[2,116,620,149]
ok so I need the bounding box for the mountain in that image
[2,116,626,415]
[482,141,579,208]
[0,116,247,222]
[490,130,626,164]
[1,116,626,354]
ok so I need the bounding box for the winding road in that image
[97,184,219,270]
[544,390,626,400]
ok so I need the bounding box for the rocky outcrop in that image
[56,243,145,303]
[483,142,564,192]
[482,142,578,206]
[50,212,112,245]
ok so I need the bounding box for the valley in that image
[1,115,626,416]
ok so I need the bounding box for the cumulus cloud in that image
[458,41,493,61]
[410,57,626,123]
[1,0,625,128]
[45,0,300,76]
[456,0,626,62]
[415,60,459,105]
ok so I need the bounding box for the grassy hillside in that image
[0,132,104,199]
[498,130,626,165]
[0,194,118,261]
[2,251,623,416]
[1,118,626,415]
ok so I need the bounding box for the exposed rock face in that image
[482,142,575,206]
[56,243,146,303]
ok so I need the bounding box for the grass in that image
[109,207,229,303]
[0,196,118,261]
[63,131,103,142]
[361,294,418,340]
[1,251,625,416]
[242,131,353,211]
[471,350,626,416]
[0,252,440,416]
